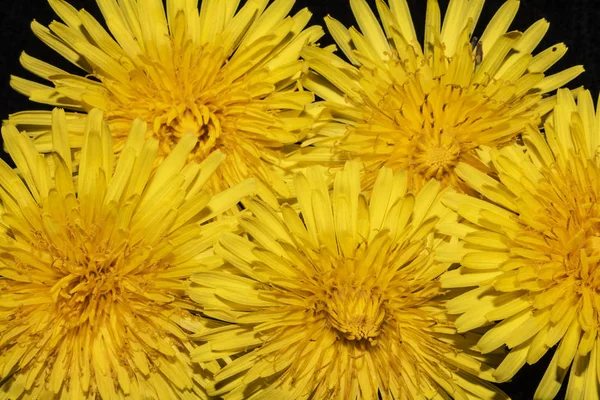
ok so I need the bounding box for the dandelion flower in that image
[10,0,322,199]
[438,88,600,398]
[188,162,508,399]
[0,108,255,399]
[300,0,583,193]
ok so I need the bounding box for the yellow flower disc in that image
[189,162,508,399]
[300,0,583,193]
[0,108,255,398]
[439,88,600,399]
[11,0,323,199]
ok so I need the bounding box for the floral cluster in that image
[0,0,595,399]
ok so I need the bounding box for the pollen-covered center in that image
[413,137,461,181]
[362,55,533,192]
[324,280,386,344]
[554,189,600,285]
[51,251,124,329]
[402,84,511,187]
[101,38,234,161]
[527,162,600,293]
[28,218,167,332]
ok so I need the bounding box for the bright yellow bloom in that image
[438,88,600,399]
[188,162,508,399]
[0,108,255,399]
[10,0,322,201]
[300,0,583,193]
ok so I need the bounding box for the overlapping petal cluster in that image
[188,163,507,399]
[10,0,323,199]
[301,0,583,193]
[0,108,253,398]
[439,88,600,398]
[0,0,594,399]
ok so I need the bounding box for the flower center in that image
[101,40,229,162]
[425,146,457,168]
[413,136,461,181]
[565,219,600,284]
[325,284,385,344]
[530,164,600,290]
[51,253,124,329]
[151,104,220,159]
[29,223,135,330]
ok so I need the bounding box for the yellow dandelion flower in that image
[188,162,508,399]
[438,88,600,398]
[0,107,255,399]
[10,0,322,200]
[300,0,583,193]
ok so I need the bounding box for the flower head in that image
[189,163,507,399]
[438,88,600,398]
[11,0,323,199]
[300,0,583,193]
[0,108,254,398]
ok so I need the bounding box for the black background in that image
[0,0,593,398]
